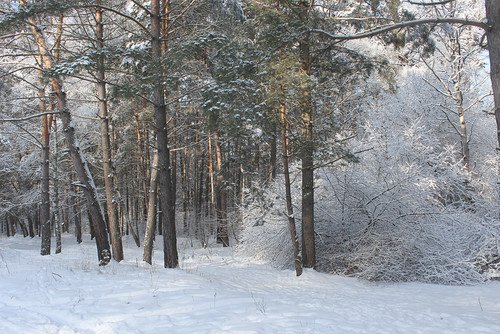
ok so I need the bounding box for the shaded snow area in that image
[1,236,500,334]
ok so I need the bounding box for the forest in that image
[1,0,500,286]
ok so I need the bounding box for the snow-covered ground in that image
[1,235,500,334]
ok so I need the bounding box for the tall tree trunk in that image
[143,148,159,264]
[59,92,111,264]
[269,121,277,182]
[298,6,316,268]
[51,14,63,254]
[207,129,216,218]
[485,0,500,151]
[485,0,500,218]
[280,100,303,276]
[52,116,62,253]
[151,0,178,268]
[181,146,189,233]
[96,3,123,262]
[134,111,149,207]
[214,128,229,247]
[163,0,177,231]
[37,56,51,256]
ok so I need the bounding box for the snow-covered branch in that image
[310,18,489,41]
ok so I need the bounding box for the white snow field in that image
[1,235,500,334]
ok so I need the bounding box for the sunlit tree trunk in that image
[52,14,64,254]
[52,115,61,254]
[143,148,159,264]
[214,128,229,246]
[96,3,123,262]
[21,0,111,264]
[37,55,51,256]
[207,129,216,219]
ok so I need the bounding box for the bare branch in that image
[170,0,198,27]
[130,0,152,16]
[310,18,489,41]
[408,0,455,6]
[421,58,454,97]
[8,122,42,148]
[0,111,60,123]
[439,108,462,136]
[75,4,150,34]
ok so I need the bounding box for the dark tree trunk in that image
[28,215,35,238]
[151,0,178,268]
[298,10,316,268]
[280,100,303,276]
[58,89,110,265]
[485,0,500,219]
[485,0,500,150]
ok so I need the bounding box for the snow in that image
[1,235,500,333]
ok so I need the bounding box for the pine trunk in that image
[214,128,229,247]
[37,61,51,256]
[486,0,500,150]
[485,0,500,218]
[96,4,123,262]
[280,100,303,276]
[151,0,178,268]
[299,14,316,268]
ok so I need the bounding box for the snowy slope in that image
[0,235,499,334]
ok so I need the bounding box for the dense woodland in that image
[0,0,499,284]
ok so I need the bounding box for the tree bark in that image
[207,129,216,218]
[298,2,316,268]
[151,0,178,268]
[58,90,111,264]
[485,0,500,151]
[214,128,229,247]
[280,100,303,276]
[143,148,159,264]
[51,13,63,253]
[485,0,500,218]
[52,115,62,253]
[454,89,470,171]
[269,121,277,182]
[96,3,123,262]
[37,55,51,256]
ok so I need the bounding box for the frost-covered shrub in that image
[237,65,500,285]
[237,158,499,284]
[315,164,499,284]
[237,172,299,268]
